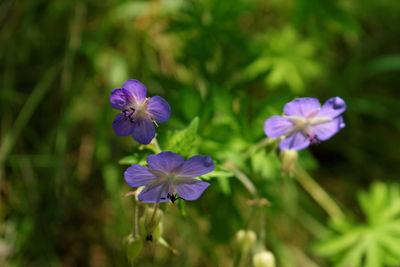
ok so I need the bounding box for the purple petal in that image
[131,117,155,144]
[311,116,345,141]
[283,97,320,118]
[113,113,134,136]
[264,116,294,138]
[110,88,134,110]
[317,97,346,118]
[147,151,185,173]
[175,178,210,201]
[147,96,171,123]
[138,182,169,203]
[279,131,311,151]
[124,164,159,187]
[176,155,214,177]
[123,79,147,103]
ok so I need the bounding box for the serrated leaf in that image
[315,182,400,267]
[164,117,200,157]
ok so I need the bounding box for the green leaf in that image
[118,154,140,165]
[312,227,364,257]
[202,169,234,195]
[164,117,200,157]
[314,182,400,267]
[244,27,322,93]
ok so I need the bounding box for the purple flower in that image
[125,151,214,203]
[264,97,346,150]
[110,79,171,144]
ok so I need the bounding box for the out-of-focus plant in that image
[313,182,400,267]
[244,27,322,93]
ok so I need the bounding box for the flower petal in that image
[147,96,171,123]
[311,116,345,141]
[124,164,160,187]
[264,116,294,138]
[123,79,147,103]
[138,182,169,203]
[283,97,320,117]
[175,178,210,201]
[113,113,134,136]
[147,151,185,173]
[317,97,346,118]
[131,117,155,144]
[279,131,310,151]
[176,155,214,177]
[110,88,134,110]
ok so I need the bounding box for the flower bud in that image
[125,235,143,263]
[280,149,298,173]
[233,229,257,254]
[253,250,276,267]
[139,207,163,241]
[152,222,163,241]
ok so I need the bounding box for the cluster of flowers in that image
[110,79,346,203]
[110,79,214,203]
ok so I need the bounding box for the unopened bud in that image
[152,222,163,241]
[253,250,276,267]
[233,229,256,254]
[125,235,143,262]
[139,207,163,241]
[280,149,298,173]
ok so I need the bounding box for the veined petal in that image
[264,116,294,138]
[311,116,345,141]
[138,182,169,203]
[283,97,320,118]
[131,117,155,144]
[176,155,214,177]
[147,151,185,173]
[123,79,147,103]
[110,88,134,110]
[113,113,134,136]
[147,96,171,123]
[124,164,160,187]
[279,131,310,151]
[317,97,346,118]
[175,178,210,201]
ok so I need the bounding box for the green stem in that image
[134,200,139,236]
[294,166,345,221]
[152,136,162,153]
[224,161,258,198]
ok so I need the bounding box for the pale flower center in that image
[287,114,332,139]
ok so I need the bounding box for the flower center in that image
[287,115,333,141]
[121,99,149,123]
[122,108,136,123]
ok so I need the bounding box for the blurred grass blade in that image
[0,67,59,176]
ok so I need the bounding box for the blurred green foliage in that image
[1,0,400,266]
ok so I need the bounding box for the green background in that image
[1,0,400,266]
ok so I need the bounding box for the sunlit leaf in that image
[313,182,400,267]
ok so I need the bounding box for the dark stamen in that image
[122,108,136,123]
[167,193,184,203]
